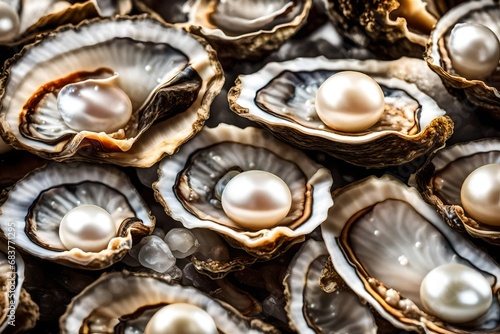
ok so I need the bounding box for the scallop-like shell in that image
[153,123,333,260]
[228,56,454,168]
[0,162,155,269]
[425,0,500,118]
[0,15,224,167]
[283,239,377,334]
[413,138,500,243]
[322,175,500,333]
[59,271,278,334]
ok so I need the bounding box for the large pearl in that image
[0,2,20,43]
[144,303,218,334]
[460,164,500,226]
[59,205,116,252]
[449,23,500,80]
[315,71,385,132]
[420,263,492,323]
[221,170,292,230]
[57,79,132,133]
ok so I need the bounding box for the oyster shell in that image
[0,15,224,167]
[413,138,500,243]
[322,175,500,333]
[425,0,500,118]
[59,271,278,333]
[228,56,454,168]
[153,123,333,261]
[0,162,155,269]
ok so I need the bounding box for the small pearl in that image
[449,23,500,80]
[315,71,385,132]
[144,303,218,334]
[460,164,500,226]
[221,170,292,230]
[57,79,132,133]
[420,263,492,323]
[59,205,116,252]
[0,2,20,43]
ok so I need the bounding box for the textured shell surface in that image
[322,175,500,333]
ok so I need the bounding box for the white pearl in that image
[460,164,500,226]
[315,71,385,132]
[144,303,218,334]
[57,79,132,133]
[59,205,116,252]
[449,23,500,80]
[420,263,492,323]
[221,170,292,230]
[0,2,20,43]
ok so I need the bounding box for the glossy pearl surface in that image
[0,2,20,42]
[221,170,292,230]
[59,205,116,252]
[144,303,218,334]
[420,263,492,323]
[57,79,132,133]
[315,71,385,132]
[460,164,500,226]
[449,23,500,80]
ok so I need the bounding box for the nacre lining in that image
[144,303,218,334]
[0,2,20,42]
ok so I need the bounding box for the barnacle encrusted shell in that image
[59,271,278,333]
[153,123,333,260]
[283,239,377,334]
[413,138,500,243]
[0,162,155,269]
[425,0,500,117]
[322,175,500,333]
[228,56,453,168]
[0,15,224,167]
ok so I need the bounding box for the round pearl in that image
[449,23,500,80]
[59,205,116,252]
[0,2,20,43]
[221,170,292,230]
[57,80,132,133]
[144,303,218,334]
[315,71,385,132]
[420,263,492,323]
[460,164,500,226]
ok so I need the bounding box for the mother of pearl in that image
[0,2,20,42]
[144,303,217,334]
[460,163,500,226]
[420,263,492,323]
[221,170,292,230]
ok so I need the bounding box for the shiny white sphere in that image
[57,80,132,133]
[221,170,292,230]
[0,2,20,43]
[460,164,500,226]
[449,23,500,80]
[59,205,116,252]
[420,263,492,323]
[315,71,385,132]
[144,303,218,334]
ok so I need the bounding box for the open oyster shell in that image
[60,271,278,333]
[153,123,333,261]
[0,162,155,270]
[283,238,377,334]
[228,56,453,168]
[322,175,500,333]
[425,0,500,118]
[413,138,500,243]
[0,15,224,167]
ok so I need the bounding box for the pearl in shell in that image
[460,164,500,226]
[420,263,492,323]
[221,170,292,230]
[59,205,116,252]
[315,71,385,132]
[144,303,218,334]
[449,23,500,80]
[0,2,20,42]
